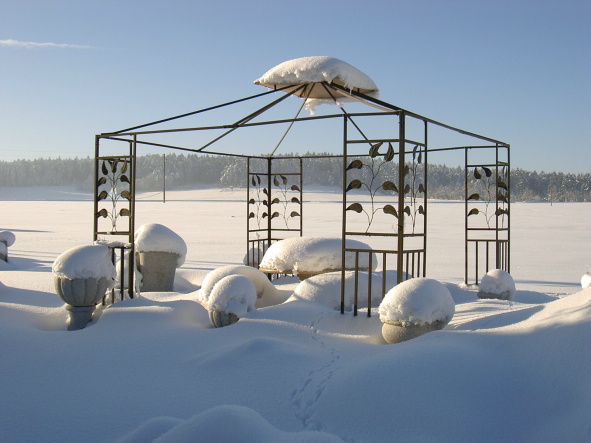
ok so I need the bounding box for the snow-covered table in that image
[258,237,376,280]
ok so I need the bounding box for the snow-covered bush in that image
[0,230,16,247]
[135,223,187,267]
[258,237,377,278]
[243,246,266,267]
[0,230,16,261]
[378,278,455,344]
[478,269,516,301]
[207,275,257,328]
[198,265,280,309]
[582,271,591,289]
[288,270,411,311]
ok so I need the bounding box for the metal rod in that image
[397,111,406,284]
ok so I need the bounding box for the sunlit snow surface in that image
[1,186,590,443]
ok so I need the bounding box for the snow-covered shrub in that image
[288,270,411,311]
[0,230,16,261]
[378,278,455,344]
[198,265,280,309]
[207,275,257,328]
[478,269,516,301]
[582,271,591,289]
[243,246,266,267]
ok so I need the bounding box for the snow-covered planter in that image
[378,278,455,344]
[0,230,16,262]
[581,271,591,289]
[134,223,187,292]
[199,265,281,309]
[477,269,516,301]
[207,275,257,328]
[52,245,116,330]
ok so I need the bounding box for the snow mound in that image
[289,270,411,311]
[52,244,117,281]
[208,275,257,316]
[135,223,187,266]
[379,278,455,326]
[118,405,345,443]
[0,230,16,247]
[254,56,379,114]
[259,237,377,275]
[581,271,591,289]
[198,265,280,308]
[479,269,516,300]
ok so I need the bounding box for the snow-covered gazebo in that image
[94,56,510,314]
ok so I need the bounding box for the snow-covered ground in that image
[1,186,590,443]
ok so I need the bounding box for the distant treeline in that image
[0,154,589,202]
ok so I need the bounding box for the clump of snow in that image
[259,237,377,276]
[208,275,257,317]
[379,278,455,326]
[135,223,187,266]
[0,230,16,247]
[479,269,516,300]
[198,265,281,308]
[254,56,379,114]
[52,244,117,281]
[119,405,345,443]
[289,270,411,311]
[581,271,591,289]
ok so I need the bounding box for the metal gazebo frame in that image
[93,82,510,315]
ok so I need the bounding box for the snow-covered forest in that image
[1,154,589,202]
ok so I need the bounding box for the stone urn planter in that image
[205,275,257,328]
[135,251,180,292]
[381,319,446,344]
[52,245,116,331]
[379,278,455,344]
[55,277,111,331]
[134,224,187,292]
[208,310,239,328]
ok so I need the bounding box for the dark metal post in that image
[93,135,100,242]
[163,154,166,203]
[397,111,406,284]
[464,147,469,284]
[341,115,348,314]
[266,157,272,252]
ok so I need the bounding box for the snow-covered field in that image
[1,186,590,443]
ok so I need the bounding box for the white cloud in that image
[0,39,94,49]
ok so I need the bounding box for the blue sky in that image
[1,0,589,173]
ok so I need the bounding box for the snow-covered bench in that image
[258,236,377,280]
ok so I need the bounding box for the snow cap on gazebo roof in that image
[254,56,379,114]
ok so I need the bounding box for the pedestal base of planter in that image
[136,251,179,292]
[66,305,96,331]
[209,310,239,328]
[382,320,445,344]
